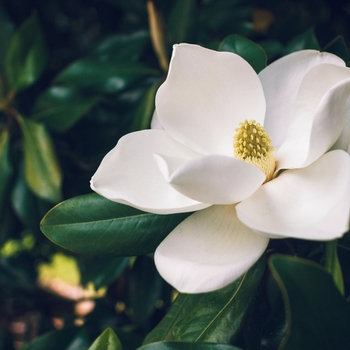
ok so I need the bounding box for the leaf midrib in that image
[195,272,247,341]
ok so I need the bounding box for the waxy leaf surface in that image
[40,193,190,257]
[219,34,266,73]
[283,28,319,55]
[269,255,350,350]
[325,240,344,295]
[88,328,122,350]
[144,257,265,345]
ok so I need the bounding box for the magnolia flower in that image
[91,44,350,293]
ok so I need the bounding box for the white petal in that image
[150,110,163,130]
[276,64,350,169]
[260,50,345,147]
[331,96,350,152]
[156,44,266,156]
[236,150,350,240]
[91,130,210,214]
[154,154,265,204]
[155,205,269,293]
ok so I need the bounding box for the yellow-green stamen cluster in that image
[234,120,275,181]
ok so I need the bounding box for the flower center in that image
[234,119,275,181]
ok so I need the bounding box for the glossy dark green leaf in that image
[40,193,190,257]
[130,80,162,132]
[168,0,197,44]
[337,239,350,290]
[261,294,287,350]
[127,256,163,326]
[89,31,150,63]
[0,129,13,216]
[145,257,265,345]
[16,114,62,203]
[283,28,320,55]
[325,240,344,295]
[143,292,203,345]
[322,35,350,64]
[5,15,48,92]
[24,327,87,350]
[218,34,267,73]
[32,85,99,132]
[269,255,350,350]
[173,256,265,343]
[79,257,130,289]
[88,328,122,350]
[138,341,243,350]
[55,59,159,94]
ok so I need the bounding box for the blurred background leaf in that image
[5,15,48,92]
[138,342,244,350]
[0,129,13,218]
[16,114,62,203]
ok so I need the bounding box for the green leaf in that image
[5,15,48,92]
[173,256,265,343]
[24,327,87,350]
[138,342,243,350]
[322,35,350,64]
[268,255,350,350]
[261,294,287,350]
[130,79,162,132]
[0,257,35,294]
[11,161,51,233]
[258,40,284,62]
[40,193,191,257]
[168,0,197,44]
[89,31,150,63]
[79,257,130,289]
[325,240,344,295]
[127,256,163,326]
[218,34,267,73]
[16,114,62,203]
[55,59,159,94]
[143,293,203,344]
[0,129,13,216]
[145,257,265,345]
[88,328,122,350]
[283,28,320,55]
[32,85,99,132]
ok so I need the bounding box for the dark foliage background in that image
[1,0,350,349]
